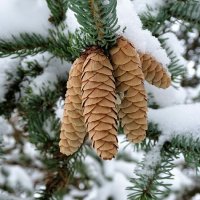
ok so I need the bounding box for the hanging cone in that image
[59,55,87,156]
[81,49,118,160]
[110,37,148,143]
[139,53,171,88]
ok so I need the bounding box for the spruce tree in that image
[0,0,200,200]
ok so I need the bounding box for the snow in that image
[65,0,170,68]
[54,98,65,120]
[104,160,134,178]
[42,118,56,138]
[0,0,51,39]
[116,0,170,67]
[116,161,136,177]
[84,172,130,200]
[0,57,20,102]
[136,134,170,177]
[133,0,165,15]
[161,32,186,66]
[6,165,33,191]
[98,173,129,200]
[185,84,200,103]
[78,136,143,200]
[116,0,145,52]
[149,103,200,139]
[0,193,32,200]
[84,156,105,183]
[0,1,199,200]
[192,194,200,200]
[63,196,74,200]
[146,83,187,107]
[165,194,176,200]
[26,53,71,95]
[186,61,196,78]
[137,103,200,179]
[162,33,185,57]
[2,136,15,154]
[23,143,39,159]
[0,117,13,135]
[65,8,80,34]
[167,168,194,190]
[118,135,144,162]
[143,30,171,71]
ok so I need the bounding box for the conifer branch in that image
[161,41,186,84]
[0,31,76,61]
[46,0,69,25]
[127,150,174,200]
[88,0,104,41]
[139,123,200,169]
[0,1,199,199]
[127,121,200,199]
[0,33,49,58]
[140,8,170,36]
[140,11,186,83]
[141,0,200,33]
[170,136,200,169]
[168,1,200,25]
[20,87,85,200]
[70,0,119,49]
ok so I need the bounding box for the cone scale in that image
[59,56,87,156]
[139,53,171,89]
[81,49,118,160]
[110,37,148,143]
[59,36,171,159]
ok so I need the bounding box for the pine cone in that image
[59,56,87,156]
[81,49,118,160]
[139,53,171,88]
[110,37,148,143]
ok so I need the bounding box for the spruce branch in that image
[0,31,77,61]
[127,150,175,200]
[89,0,104,41]
[46,0,69,25]
[19,87,85,200]
[140,8,170,36]
[168,1,200,25]
[137,123,161,152]
[161,41,185,84]
[170,136,200,169]
[0,60,45,117]
[130,126,200,200]
[139,123,200,169]
[0,1,120,59]
[70,0,119,49]
[0,33,49,58]
[141,0,200,33]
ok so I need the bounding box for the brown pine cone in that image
[81,49,118,160]
[59,56,87,156]
[139,53,171,88]
[110,37,148,143]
